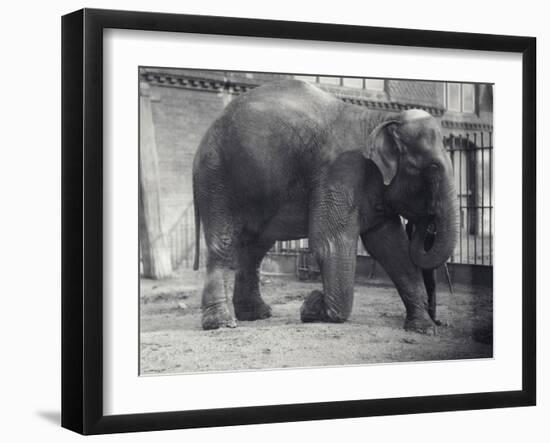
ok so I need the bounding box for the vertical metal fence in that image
[164,203,194,269]
[142,202,204,274]
[445,131,493,265]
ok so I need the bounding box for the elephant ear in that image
[365,120,401,186]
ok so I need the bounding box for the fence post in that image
[139,82,172,279]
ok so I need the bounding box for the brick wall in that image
[387,79,444,109]
[150,85,227,228]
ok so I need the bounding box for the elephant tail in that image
[193,197,200,271]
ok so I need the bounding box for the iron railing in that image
[446,131,493,265]
[144,202,205,273]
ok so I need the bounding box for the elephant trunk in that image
[409,166,459,270]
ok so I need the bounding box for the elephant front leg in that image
[407,221,439,325]
[300,237,358,323]
[363,218,436,334]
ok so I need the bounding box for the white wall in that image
[0,0,546,441]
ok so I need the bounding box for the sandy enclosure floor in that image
[140,269,493,375]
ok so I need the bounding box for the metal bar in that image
[177,220,181,268]
[449,142,455,263]
[481,132,485,265]
[180,222,183,266]
[174,230,177,267]
[184,220,188,268]
[168,232,172,266]
[489,132,493,265]
[170,232,175,267]
[174,222,178,268]
[174,228,178,267]
[457,135,463,263]
[178,219,182,268]
[464,134,470,264]
[179,222,182,266]
[175,223,180,267]
[473,133,477,265]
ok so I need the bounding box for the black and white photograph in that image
[1,0,545,439]
[138,68,494,375]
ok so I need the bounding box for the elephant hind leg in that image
[200,224,239,330]
[233,240,274,321]
[201,260,236,330]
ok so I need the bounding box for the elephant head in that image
[366,109,459,270]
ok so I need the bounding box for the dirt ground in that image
[140,269,493,375]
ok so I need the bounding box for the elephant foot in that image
[234,297,272,321]
[201,303,237,330]
[300,290,328,322]
[404,312,437,335]
[428,309,441,326]
[301,290,350,323]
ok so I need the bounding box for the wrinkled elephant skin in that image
[192,80,459,332]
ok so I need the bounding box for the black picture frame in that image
[61,8,536,435]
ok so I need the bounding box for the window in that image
[445,83,476,113]
[292,75,386,92]
[446,83,461,111]
[462,84,475,113]
[364,79,385,91]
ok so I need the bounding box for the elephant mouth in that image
[423,217,437,252]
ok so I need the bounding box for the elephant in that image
[192,79,459,333]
